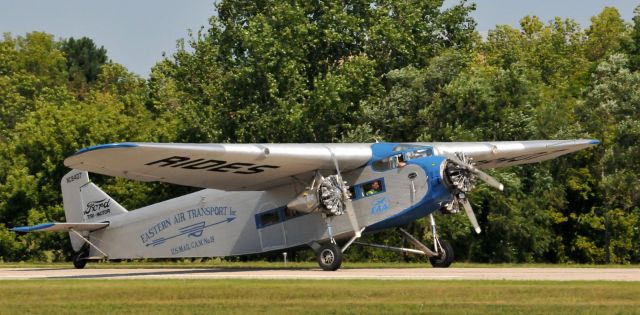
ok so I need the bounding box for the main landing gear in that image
[429,239,454,268]
[310,215,365,271]
[352,213,454,269]
[426,213,454,268]
[316,243,343,271]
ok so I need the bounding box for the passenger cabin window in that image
[256,205,311,229]
[258,210,282,228]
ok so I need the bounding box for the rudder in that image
[61,169,127,251]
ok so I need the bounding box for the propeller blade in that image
[474,169,504,191]
[461,198,481,234]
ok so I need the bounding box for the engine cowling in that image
[442,152,476,194]
[286,174,349,216]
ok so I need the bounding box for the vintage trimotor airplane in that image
[13,140,599,270]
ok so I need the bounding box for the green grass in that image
[1,260,639,269]
[1,279,639,314]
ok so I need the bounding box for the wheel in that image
[72,250,88,269]
[429,239,454,268]
[316,243,343,271]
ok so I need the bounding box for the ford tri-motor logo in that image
[84,198,111,218]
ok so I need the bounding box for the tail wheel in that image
[429,239,454,268]
[316,243,343,271]
[72,249,88,269]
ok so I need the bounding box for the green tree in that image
[0,50,176,260]
[585,7,628,61]
[626,5,640,71]
[159,0,477,143]
[3,3,639,265]
[573,54,640,263]
[0,32,67,137]
[59,37,108,96]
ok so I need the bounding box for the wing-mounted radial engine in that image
[286,172,350,216]
[287,171,362,271]
[286,148,365,271]
[441,152,504,234]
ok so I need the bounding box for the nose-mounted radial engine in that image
[441,152,504,234]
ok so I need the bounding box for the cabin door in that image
[256,206,286,251]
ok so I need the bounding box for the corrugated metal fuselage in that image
[88,148,452,259]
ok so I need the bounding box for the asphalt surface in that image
[1,267,639,281]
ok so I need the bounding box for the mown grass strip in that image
[2,260,640,269]
[1,280,639,314]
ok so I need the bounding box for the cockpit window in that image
[363,179,384,196]
[372,147,433,171]
[392,144,424,151]
[405,148,433,160]
[372,154,402,171]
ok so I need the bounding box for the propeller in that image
[325,147,361,237]
[443,152,504,234]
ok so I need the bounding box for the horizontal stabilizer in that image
[11,222,109,233]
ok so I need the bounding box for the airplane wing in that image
[64,143,373,191]
[12,222,109,232]
[427,139,599,169]
[65,140,597,190]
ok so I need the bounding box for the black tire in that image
[316,243,343,271]
[72,250,88,269]
[429,239,454,268]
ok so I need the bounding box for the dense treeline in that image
[1,1,638,264]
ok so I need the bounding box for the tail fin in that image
[61,169,128,250]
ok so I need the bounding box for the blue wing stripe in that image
[73,143,139,156]
[11,223,55,232]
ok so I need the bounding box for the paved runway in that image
[1,267,639,281]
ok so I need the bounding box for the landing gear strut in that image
[427,213,454,268]
[313,216,344,271]
[353,214,455,268]
[311,215,365,271]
